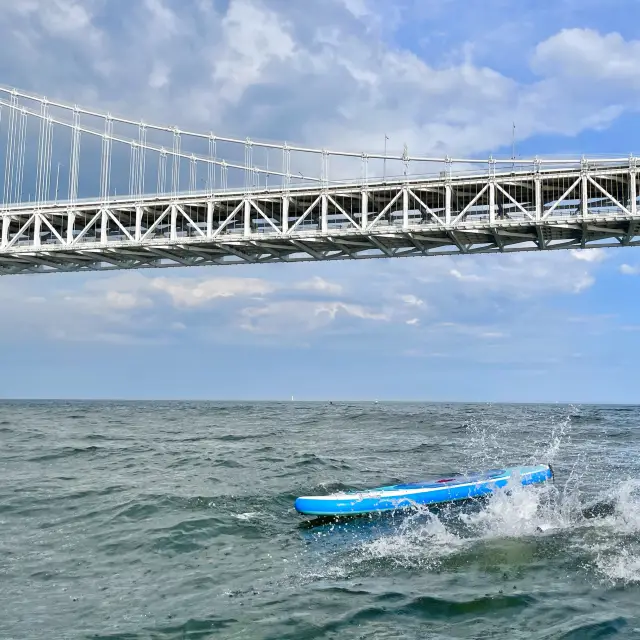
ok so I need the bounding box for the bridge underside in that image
[1,164,639,274]
[1,220,639,275]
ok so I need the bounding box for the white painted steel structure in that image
[0,87,639,275]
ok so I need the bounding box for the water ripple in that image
[1,401,640,639]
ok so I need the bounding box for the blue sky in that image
[2,0,640,402]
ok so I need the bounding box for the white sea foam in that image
[353,508,464,569]
[591,480,640,584]
[234,512,261,521]
[345,475,640,585]
[300,407,640,586]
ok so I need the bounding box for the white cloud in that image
[150,276,275,307]
[450,268,483,283]
[433,322,508,340]
[148,61,170,89]
[0,0,106,74]
[144,0,181,37]
[61,282,153,317]
[2,1,639,164]
[295,276,344,295]
[317,302,389,321]
[572,274,595,293]
[240,299,388,334]
[104,291,152,310]
[420,253,598,298]
[338,0,371,20]
[400,294,424,306]
[51,328,165,346]
[10,0,102,41]
[406,318,419,325]
[620,264,640,275]
[532,28,640,87]
[211,0,296,106]
[570,248,607,263]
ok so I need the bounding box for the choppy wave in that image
[2,400,640,639]
[300,473,640,594]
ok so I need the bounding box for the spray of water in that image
[297,406,640,586]
[351,508,464,570]
[590,480,640,584]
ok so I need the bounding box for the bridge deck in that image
[1,163,638,274]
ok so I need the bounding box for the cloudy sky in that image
[1,0,640,402]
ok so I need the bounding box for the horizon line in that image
[0,397,637,407]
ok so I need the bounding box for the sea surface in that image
[1,401,640,639]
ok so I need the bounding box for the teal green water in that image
[1,401,639,639]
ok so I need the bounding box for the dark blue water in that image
[1,401,639,639]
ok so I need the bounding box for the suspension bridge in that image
[0,87,639,275]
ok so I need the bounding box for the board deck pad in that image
[294,464,553,516]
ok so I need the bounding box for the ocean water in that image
[1,401,640,639]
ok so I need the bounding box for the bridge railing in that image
[1,163,637,253]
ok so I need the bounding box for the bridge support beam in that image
[321,193,328,234]
[33,214,41,247]
[1,216,8,249]
[170,204,177,241]
[282,196,289,233]
[135,207,142,242]
[489,182,495,225]
[244,199,251,237]
[403,187,409,229]
[67,211,76,244]
[445,184,451,225]
[206,200,214,238]
[101,209,108,244]
[361,191,368,229]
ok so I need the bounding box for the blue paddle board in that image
[295,464,553,516]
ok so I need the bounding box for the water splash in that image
[595,548,640,584]
[460,405,576,473]
[353,508,464,570]
[460,475,557,538]
[299,473,640,588]
[534,407,575,464]
[609,480,640,533]
[296,404,640,589]
[234,512,261,521]
[591,480,640,584]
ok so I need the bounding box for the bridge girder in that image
[1,163,638,275]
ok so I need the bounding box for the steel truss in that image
[1,160,639,275]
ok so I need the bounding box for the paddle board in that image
[295,463,553,517]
